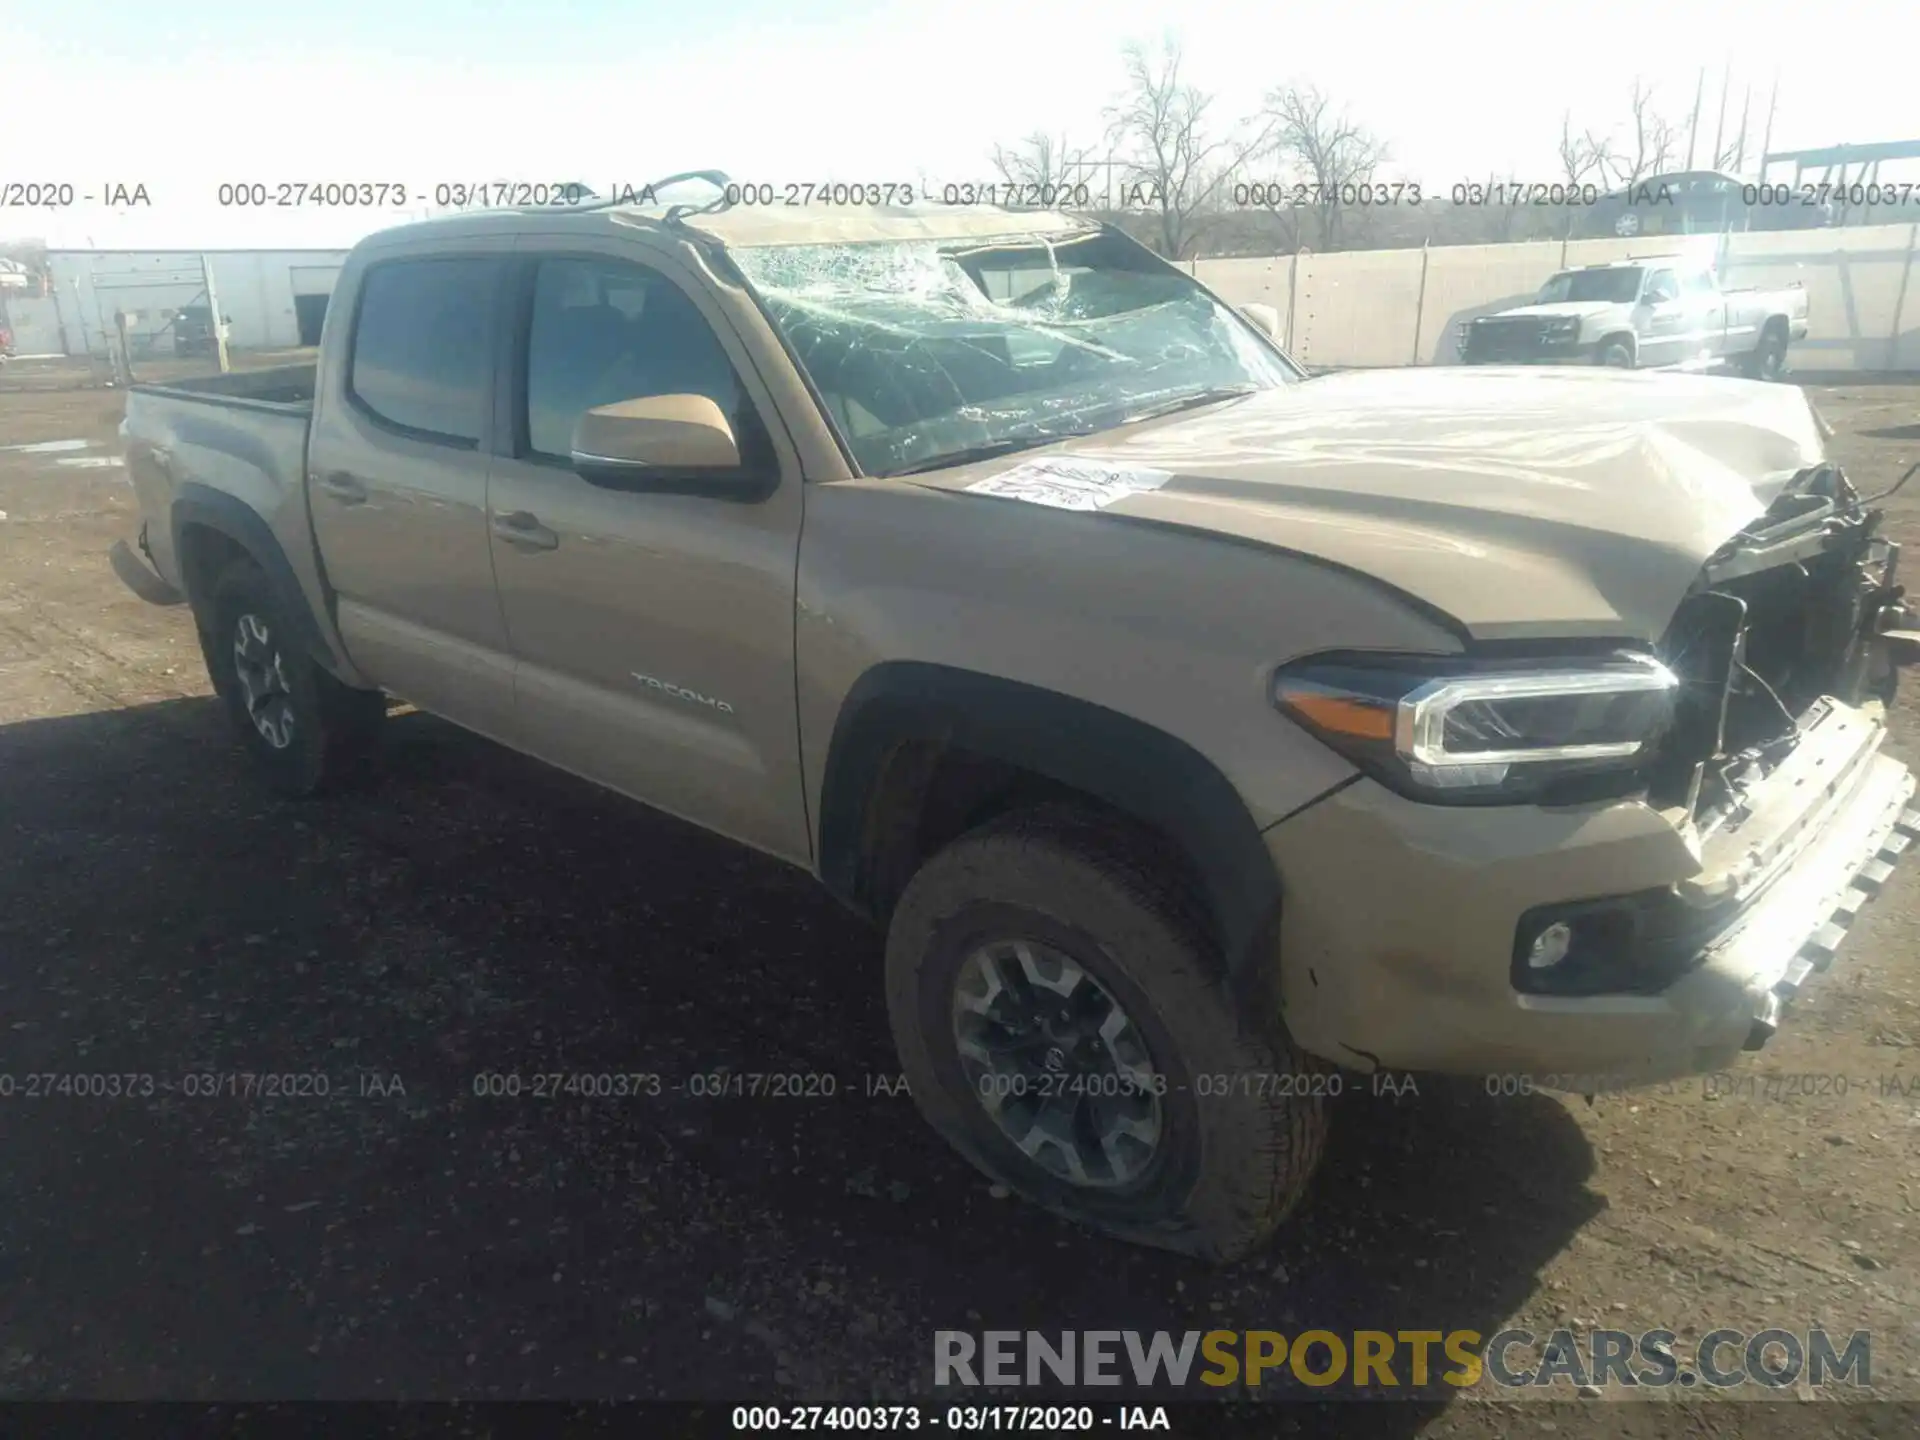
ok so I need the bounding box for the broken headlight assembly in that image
[1273,651,1680,804]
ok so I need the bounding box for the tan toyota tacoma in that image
[112,176,1920,1261]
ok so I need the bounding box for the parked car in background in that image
[1459,257,1809,378]
[110,192,1918,1262]
[172,305,231,358]
[1574,170,1835,240]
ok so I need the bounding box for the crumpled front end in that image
[1266,460,1920,1088]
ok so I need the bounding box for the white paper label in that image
[964,457,1173,512]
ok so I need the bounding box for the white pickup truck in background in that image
[1459,257,1810,379]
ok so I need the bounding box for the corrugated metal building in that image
[34,249,350,358]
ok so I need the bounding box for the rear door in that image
[306,244,518,742]
[1634,267,1687,367]
[484,242,811,864]
[1680,266,1727,365]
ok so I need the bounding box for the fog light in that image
[1527,921,1574,970]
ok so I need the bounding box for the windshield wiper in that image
[884,433,1082,478]
[1117,384,1261,427]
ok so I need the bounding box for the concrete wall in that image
[1196,224,1920,373]
[43,250,351,358]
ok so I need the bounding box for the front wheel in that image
[1596,338,1635,368]
[202,558,385,797]
[1741,324,1789,381]
[884,806,1329,1262]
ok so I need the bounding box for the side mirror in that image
[1240,303,1281,341]
[571,393,763,495]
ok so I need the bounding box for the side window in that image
[524,257,759,463]
[348,258,497,444]
[1683,268,1717,297]
[1643,270,1678,303]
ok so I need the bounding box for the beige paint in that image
[573,394,741,470]
[119,199,1915,1088]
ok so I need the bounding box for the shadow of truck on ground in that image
[0,696,1603,1422]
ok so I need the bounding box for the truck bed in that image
[121,367,317,601]
[132,363,317,410]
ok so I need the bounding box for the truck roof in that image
[357,197,1098,254]
[1576,255,1691,269]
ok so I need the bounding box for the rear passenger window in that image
[349,259,497,444]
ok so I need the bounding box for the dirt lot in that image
[1,360,1918,1434]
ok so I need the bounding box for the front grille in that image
[1464,319,1547,361]
[1647,480,1893,816]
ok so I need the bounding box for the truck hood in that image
[909,366,1828,642]
[1479,301,1618,321]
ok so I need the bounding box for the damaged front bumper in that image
[1264,702,1917,1089]
[1266,457,1920,1090]
[109,525,184,606]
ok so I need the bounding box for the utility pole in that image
[1710,62,1731,169]
[1757,74,1780,181]
[1686,67,1705,169]
[201,253,230,373]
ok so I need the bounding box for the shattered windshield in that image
[730,229,1296,476]
[1537,268,1645,305]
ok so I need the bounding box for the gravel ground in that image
[1,361,1917,1435]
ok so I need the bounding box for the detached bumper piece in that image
[1743,796,1920,1051]
[109,534,184,606]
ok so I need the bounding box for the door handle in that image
[491,510,559,551]
[316,471,367,505]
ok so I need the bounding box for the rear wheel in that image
[1742,322,1789,381]
[884,805,1329,1262]
[201,559,385,797]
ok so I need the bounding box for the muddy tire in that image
[201,558,385,798]
[884,805,1329,1262]
[1740,321,1789,381]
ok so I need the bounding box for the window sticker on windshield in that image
[964,458,1173,512]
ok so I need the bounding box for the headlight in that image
[1546,317,1581,337]
[1272,651,1679,804]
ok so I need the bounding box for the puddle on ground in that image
[55,457,123,469]
[0,439,91,454]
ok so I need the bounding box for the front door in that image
[485,246,811,865]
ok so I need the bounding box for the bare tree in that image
[1613,79,1681,186]
[1557,112,1613,188]
[1258,84,1388,251]
[989,133,1092,199]
[1102,38,1257,259]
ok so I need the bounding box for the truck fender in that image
[1600,331,1637,362]
[170,482,331,671]
[817,661,1288,982]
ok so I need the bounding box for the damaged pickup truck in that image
[112,179,1920,1261]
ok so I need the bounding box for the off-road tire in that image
[201,558,385,798]
[884,804,1329,1262]
[1740,321,1789,381]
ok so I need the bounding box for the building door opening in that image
[294,293,329,346]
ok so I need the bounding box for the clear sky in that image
[3,0,1915,249]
